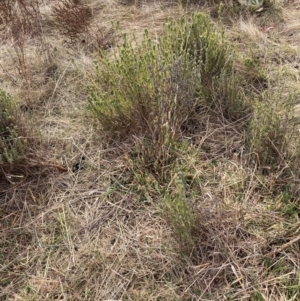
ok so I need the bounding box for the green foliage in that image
[167,12,231,81]
[0,89,26,166]
[88,12,247,144]
[248,89,300,168]
[89,30,189,138]
[88,13,253,252]
[88,11,250,179]
[163,172,195,251]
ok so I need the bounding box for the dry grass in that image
[51,0,93,41]
[1,0,300,300]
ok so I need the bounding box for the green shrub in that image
[0,89,26,166]
[88,12,246,138]
[88,11,252,180]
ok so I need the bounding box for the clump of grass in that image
[163,171,195,252]
[51,0,93,41]
[0,89,27,167]
[248,88,300,169]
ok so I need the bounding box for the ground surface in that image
[1,0,300,300]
